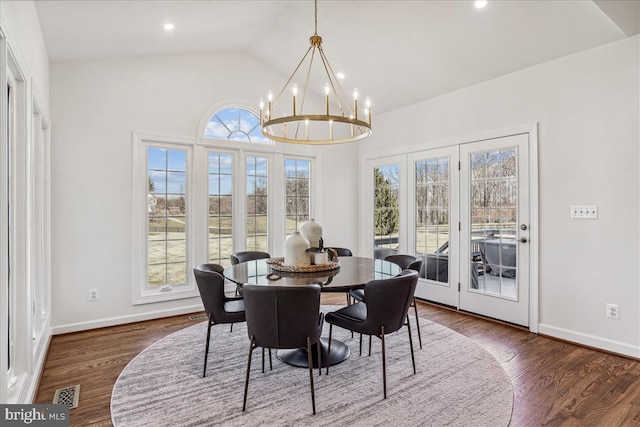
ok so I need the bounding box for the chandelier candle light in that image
[260,0,372,145]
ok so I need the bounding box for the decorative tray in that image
[266,257,340,273]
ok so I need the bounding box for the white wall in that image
[362,36,640,356]
[0,0,50,107]
[49,52,359,331]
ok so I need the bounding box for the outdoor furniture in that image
[480,239,517,278]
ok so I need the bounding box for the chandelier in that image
[260,0,372,145]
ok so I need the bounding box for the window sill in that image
[133,287,199,305]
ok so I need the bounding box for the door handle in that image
[519,237,528,243]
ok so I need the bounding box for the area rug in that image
[111,307,513,426]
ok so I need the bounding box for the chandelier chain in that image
[314,0,318,35]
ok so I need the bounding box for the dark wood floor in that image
[35,294,640,426]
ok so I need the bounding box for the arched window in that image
[204,107,270,144]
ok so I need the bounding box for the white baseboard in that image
[51,304,203,335]
[7,326,52,404]
[538,323,640,359]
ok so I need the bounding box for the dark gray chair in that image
[326,270,419,399]
[229,251,271,296]
[242,284,324,415]
[328,247,353,257]
[193,263,246,378]
[349,254,425,349]
[324,247,353,304]
[230,251,271,265]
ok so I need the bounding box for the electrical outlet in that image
[89,288,100,301]
[606,303,619,320]
[571,205,598,219]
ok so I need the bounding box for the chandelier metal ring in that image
[259,0,372,145]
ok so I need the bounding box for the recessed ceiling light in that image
[336,72,345,79]
[163,23,175,31]
[475,0,488,8]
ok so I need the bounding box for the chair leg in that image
[346,293,355,337]
[358,333,362,356]
[307,337,316,415]
[203,318,213,378]
[345,293,357,342]
[242,337,256,412]
[326,324,333,375]
[406,315,416,374]
[317,338,322,376]
[381,326,387,399]
[269,349,273,370]
[368,335,372,356]
[230,323,233,333]
[261,348,265,373]
[412,297,422,349]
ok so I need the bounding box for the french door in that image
[412,132,532,327]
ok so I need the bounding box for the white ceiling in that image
[34,0,639,114]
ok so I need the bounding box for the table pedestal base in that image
[277,337,350,368]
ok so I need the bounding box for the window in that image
[204,107,270,144]
[246,156,268,251]
[133,136,196,305]
[6,74,13,384]
[373,165,400,259]
[147,147,188,288]
[285,159,310,237]
[4,53,30,398]
[132,106,316,303]
[30,101,49,345]
[208,152,233,266]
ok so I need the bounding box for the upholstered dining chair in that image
[325,247,353,305]
[193,263,246,378]
[230,251,271,265]
[349,254,424,349]
[229,251,271,296]
[242,284,324,415]
[328,247,353,257]
[325,270,419,399]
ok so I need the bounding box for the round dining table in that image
[223,256,402,368]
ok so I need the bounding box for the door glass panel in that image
[469,149,517,299]
[373,165,399,259]
[415,158,449,283]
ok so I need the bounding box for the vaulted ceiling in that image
[34,0,639,114]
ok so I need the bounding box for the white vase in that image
[284,231,311,266]
[300,218,323,248]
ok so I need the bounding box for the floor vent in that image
[189,313,208,321]
[53,384,80,409]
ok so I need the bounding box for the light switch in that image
[571,205,598,219]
